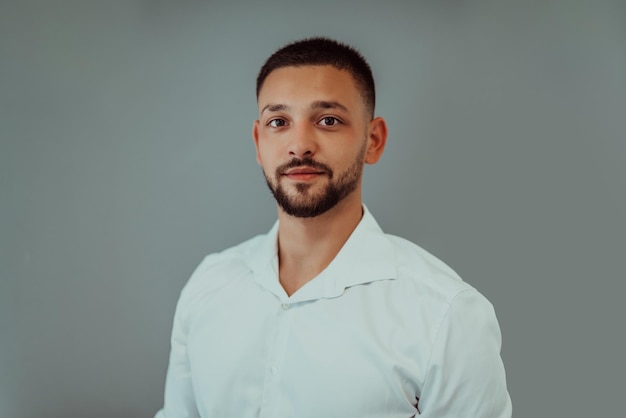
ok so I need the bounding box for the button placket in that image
[259,301,294,418]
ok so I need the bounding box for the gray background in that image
[2,0,625,417]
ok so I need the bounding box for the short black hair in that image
[256,37,376,117]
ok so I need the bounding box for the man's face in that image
[253,65,382,218]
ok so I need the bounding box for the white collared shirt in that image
[156,208,512,417]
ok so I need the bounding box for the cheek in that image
[256,138,279,159]
[256,150,277,175]
[255,143,270,165]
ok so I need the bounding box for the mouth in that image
[282,166,326,181]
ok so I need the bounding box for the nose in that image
[288,122,316,158]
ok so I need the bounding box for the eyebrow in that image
[261,103,288,114]
[260,101,350,115]
[310,100,349,113]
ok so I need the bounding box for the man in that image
[156,37,511,417]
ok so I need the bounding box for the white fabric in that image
[155,208,512,417]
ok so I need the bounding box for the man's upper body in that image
[156,37,511,417]
[155,207,511,417]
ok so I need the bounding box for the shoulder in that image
[384,233,478,308]
[382,233,501,360]
[177,233,267,310]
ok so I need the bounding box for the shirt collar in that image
[248,206,398,303]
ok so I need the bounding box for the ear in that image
[252,120,262,165]
[364,116,388,164]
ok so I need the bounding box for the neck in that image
[276,192,363,296]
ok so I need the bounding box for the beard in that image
[264,144,366,218]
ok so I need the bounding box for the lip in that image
[282,166,326,181]
[284,166,325,175]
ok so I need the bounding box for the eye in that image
[318,116,341,126]
[268,118,287,128]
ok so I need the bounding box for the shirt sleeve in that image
[154,291,201,418]
[417,289,512,417]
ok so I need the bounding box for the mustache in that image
[276,157,333,177]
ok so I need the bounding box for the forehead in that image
[257,65,363,111]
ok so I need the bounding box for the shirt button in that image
[271,367,278,375]
[281,303,290,310]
